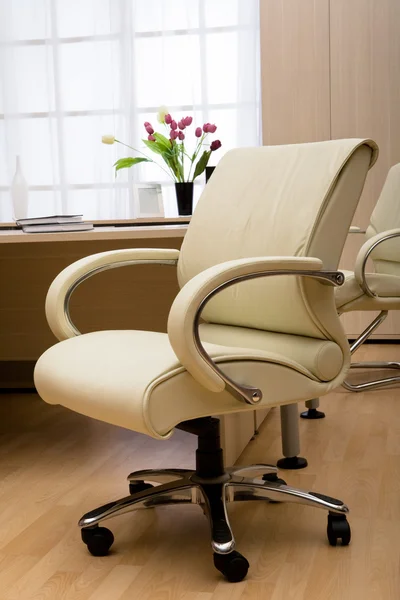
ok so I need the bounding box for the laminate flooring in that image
[0,345,399,599]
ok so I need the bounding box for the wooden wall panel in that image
[260,0,331,144]
[330,0,400,337]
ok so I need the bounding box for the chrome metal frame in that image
[342,230,400,391]
[192,269,344,406]
[79,464,348,555]
[63,258,179,336]
[357,231,400,297]
[342,310,400,391]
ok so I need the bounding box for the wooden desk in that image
[0,219,189,244]
[0,221,188,380]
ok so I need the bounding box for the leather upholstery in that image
[34,139,378,439]
[336,163,400,312]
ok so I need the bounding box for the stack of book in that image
[16,215,94,234]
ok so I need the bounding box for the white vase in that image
[11,156,28,220]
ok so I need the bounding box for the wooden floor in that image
[1,345,400,600]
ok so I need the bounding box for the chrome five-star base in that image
[78,418,351,583]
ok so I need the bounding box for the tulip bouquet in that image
[102,107,222,183]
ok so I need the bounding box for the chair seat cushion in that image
[34,329,344,439]
[335,270,400,312]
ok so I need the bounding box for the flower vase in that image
[175,182,193,216]
[11,156,29,220]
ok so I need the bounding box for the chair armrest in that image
[354,229,400,297]
[167,256,344,405]
[46,248,180,340]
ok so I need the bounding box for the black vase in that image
[175,182,193,216]
[205,166,215,183]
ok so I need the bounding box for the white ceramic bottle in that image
[11,156,28,220]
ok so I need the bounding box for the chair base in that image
[343,311,400,392]
[78,418,350,582]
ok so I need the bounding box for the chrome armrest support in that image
[356,231,400,297]
[45,248,180,340]
[191,269,344,406]
[64,259,178,336]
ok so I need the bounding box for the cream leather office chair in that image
[34,139,377,582]
[302,162,400,415]
[336,163,400,391]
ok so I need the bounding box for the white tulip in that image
[157,105,169,124]
[102,134,115,145]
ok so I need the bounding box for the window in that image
[0,0,261,221]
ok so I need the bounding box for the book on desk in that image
[16,214,94,233]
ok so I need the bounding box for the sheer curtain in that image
[0,0,261,222]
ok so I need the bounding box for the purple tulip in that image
[148,134,156,141]
[210,140,222,151]
[145,124,154,134]
[170,120,177,130]
[165,114,172,124]
[178,119,185,130]
[195,127,202,138]
[170,130,179,140]
[183,116,192,126]
[178,131,185,140]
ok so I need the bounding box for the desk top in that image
[0,218,189,244]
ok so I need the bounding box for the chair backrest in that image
[177,139,377,344]
[366,162,400,276]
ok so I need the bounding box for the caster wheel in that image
[213,551,249,583]
[327,514,351,547]
[262,473,287,486]
[129,480,154,495]
[262,472,287,504]
[81,526,114,556]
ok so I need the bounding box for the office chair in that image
[34,139,377,582]
[301,163,400,422]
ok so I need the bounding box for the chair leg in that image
[127,468,192,486]
[277,404,308,470]
[228,464,278,480]
[79,478,198,528]
[343,310,400,391]
[300,397,325,419]
[227,476,349,513]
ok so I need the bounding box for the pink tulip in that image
[183,116,192,126]
[203,123,210,133]
[145,124,154,134]
[148,134,156,141]
[208,124,217,133]
[170,130,179,140]
[144,121,151,127]
[210,140,222,151]
[178,131,185,140]
[178,119,185,130]
[165,114,172,124]
[170,120,177,130]
[195,127,202,137]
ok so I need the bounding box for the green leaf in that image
[192,150,211,181]
[142,138,169,156]
[114,157,150,172]
[153,132,172,149]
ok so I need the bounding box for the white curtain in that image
[0,0,261,221]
